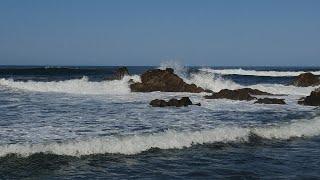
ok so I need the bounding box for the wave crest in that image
[0,75,140,95]
[201,68,320,77]
[1,116,320,157]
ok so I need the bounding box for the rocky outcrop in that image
[254,98,286,105]
[298,88,320,106]
[292,72,320,87]
[150,97,201,107]
[204,88,271,101]
[130,68,205,93]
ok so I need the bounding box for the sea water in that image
[0,64,320,179]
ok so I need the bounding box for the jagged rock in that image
[254,98,286,104]
[204,88,271,101]
[130,68,205,93]
[292,72,320,87]
[150,97,201,107]
[298,88,320,106]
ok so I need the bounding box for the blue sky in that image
[0,0,319,66]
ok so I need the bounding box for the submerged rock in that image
[254,98,286,105]
[298,88,320,106]
[130,68,205,93]
[204,88,271,101]
[150,97,200,107]
[292,72,320,87]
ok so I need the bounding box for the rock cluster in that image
[105,67,320,107]
[130,68,205,93]
[150,97,201,107]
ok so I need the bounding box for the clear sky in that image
[0,0,319,66]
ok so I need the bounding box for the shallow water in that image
[0,65,320,179]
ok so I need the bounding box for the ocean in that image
[0,64,320,179]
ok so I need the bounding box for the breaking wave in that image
[1,116,320,157]
[186,72,241,92]
[201,68,320,77]
[0,75,140,95]
[0,65,317,96]
[186,71,316,96]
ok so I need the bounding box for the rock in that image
[254,98,286,104]
[292,72,320,87]
[204,88,271,101]
[149,97,200,107]
[149,99,168,107]
[239,88,272,95]
[298,88,320,106]
[130,68,205,93]
[204,89,214,93]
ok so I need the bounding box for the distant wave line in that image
[200,68,320,77]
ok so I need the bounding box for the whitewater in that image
[0,69,318,96]
[1,65,320,179]
[200,68,320,77]
[1,115,320,157]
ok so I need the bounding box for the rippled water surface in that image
[0,65,320,179]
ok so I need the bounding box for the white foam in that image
[159,60,188,78]
[0,66,317,96]
[186,72,242,92]
[248,84,318,96]
[201,68,320,77]
[0,75,140,95]
[186,71,316,96]
[1,116,320,157]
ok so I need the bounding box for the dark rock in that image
[150,97,200,107]
[239,88,272,95]
[130,68,205,93]
[165,68,174,74]
[254,98,286,104]
[204,88,271,101]
[149,99,168,107]
[298,88,320,106]
[292,72,320,87]
[204,89,214,93]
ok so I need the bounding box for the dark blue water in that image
[0,66,320,179]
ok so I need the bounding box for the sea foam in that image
[0,67,317,96]
[1,116,320,157]
[0,75,140,95]
[200,68,320,77]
